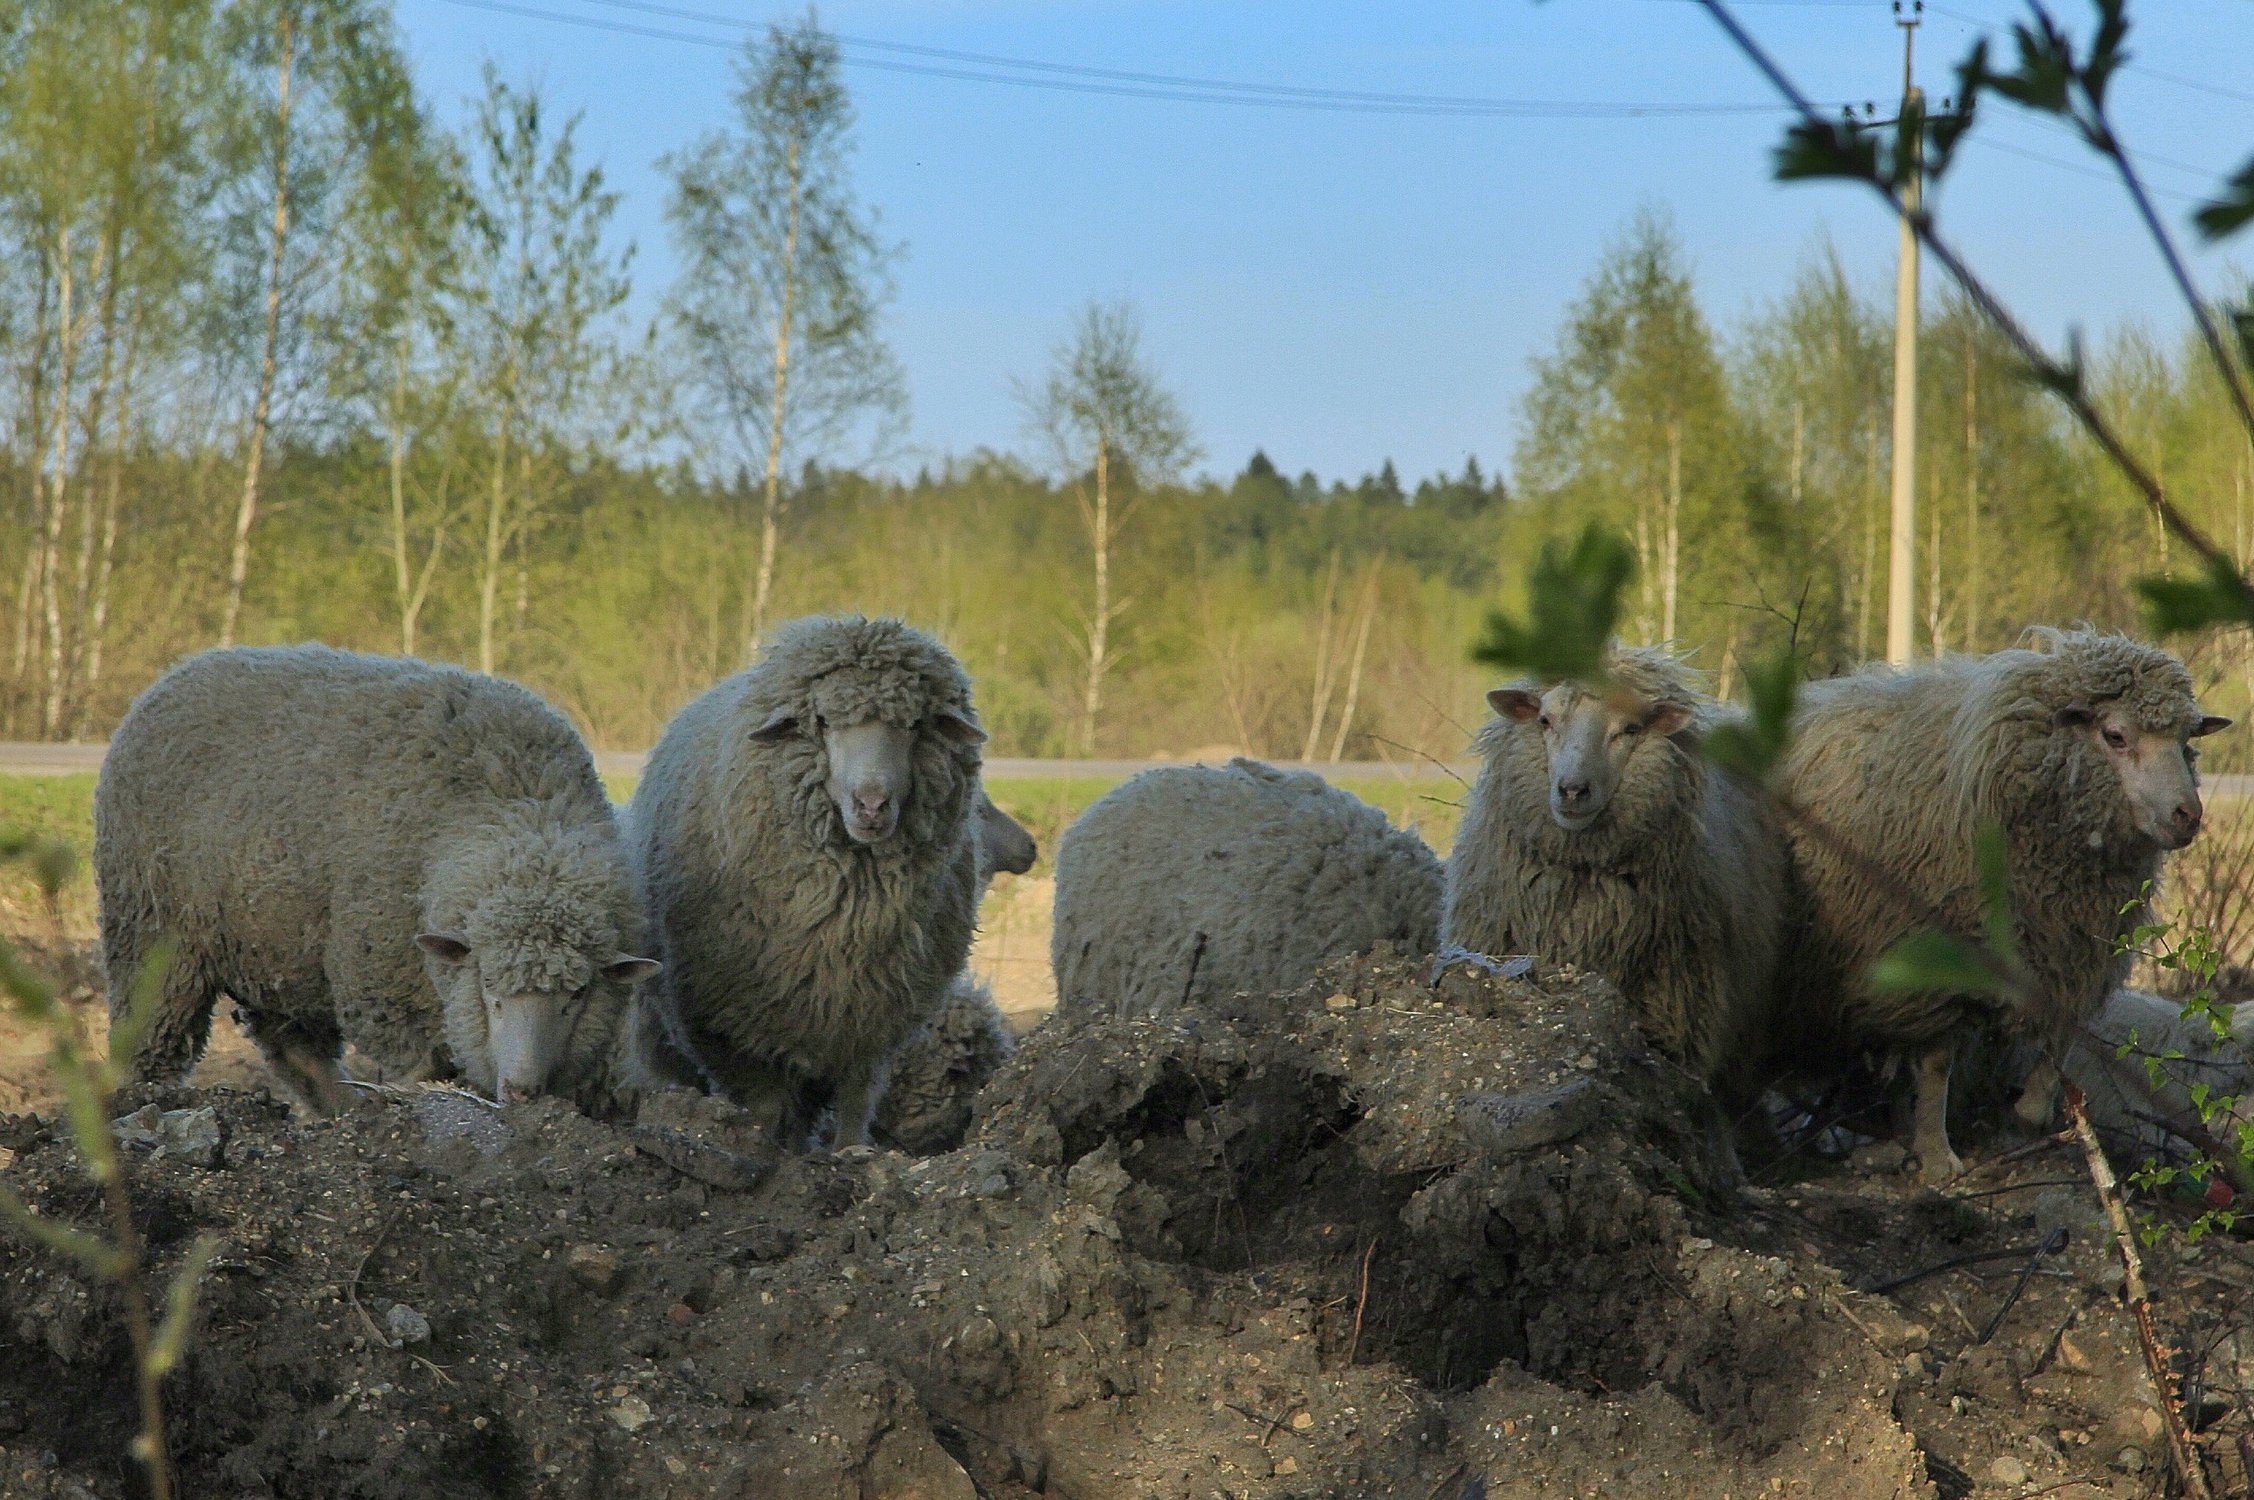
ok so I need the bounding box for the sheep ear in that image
[2195,715,2234,738]
[1487,688,1541,722]
[748,709,799,743]
[1647,703,1694,738]
[416,932,472,964]
[603,955,661,986]
[2052,702,2094,729]
[932,710,987,747]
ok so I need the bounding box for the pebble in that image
[666,1303,697,1327]
[611,1396,654,1432]
[2114,1444,2147,1474]
[385,1303,431,1345]
[565,1245,623,1296]
[1987,1455,2028,1486]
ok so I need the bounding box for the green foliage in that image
[2196,158,2254,242]
[1867,826,2023,1000]
[2135,552,2254,635]
[1468,522,1632,685]
[1703,647,1798,779]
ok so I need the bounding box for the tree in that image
[455,68,634,676]
[1020,300,1199,754]
[214,0,404,648]
[1516,210,1748,650]
[664,11,903,657]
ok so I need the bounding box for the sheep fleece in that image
[1051,758,1441,1018]
[630,616,983,1098]
[95,644,641,1098]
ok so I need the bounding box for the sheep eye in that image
[1620,722,1642,738]
[2103,726,2130,750]
[1536,713,1551,729]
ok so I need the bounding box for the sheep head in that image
[418,933,658,1102]
[2051,700,2229,851]
[752,705,984,846]
[1487,652,1701,835]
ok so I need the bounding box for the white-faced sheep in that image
[1441,647,1790,1101]
[628,616,987,1148]
[96,645,660,1114]
[1774,629,2228,1181]
[872,787,1036,1154]
[1051,757,1442,1019]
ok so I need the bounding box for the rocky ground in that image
[0,947,2248,1499]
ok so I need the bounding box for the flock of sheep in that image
[91,615,2230,1185]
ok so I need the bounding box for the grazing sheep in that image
[629,616,987,1148]
[1774,629,2229,1181]
[2009,988,2254,1166]
[1051,758,1442,1019]
[1442,647,1790,1100]
[873,787,1036,1154]
[96,645,659,1114]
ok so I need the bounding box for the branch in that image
[1692,0,2254,619]
[2063,1081,2213,1499]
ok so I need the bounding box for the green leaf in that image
[1773,118,1877,185]
[2135,552,2254,635]
[1989,10,2076,115]
[1868,931,2008,998]
[2192,158,2254,242]
[2081,0,2131,111]
[1972,824,2020,970]
[1704,647,1799,779]
[147,1235,221,1378]
[0,1184,125,1277]
[54,1045,119,1189]
[1469,521,1634,685]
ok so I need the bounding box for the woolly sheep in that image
[1051,757,1442,1019]
[1441,647,1790,1100]
[628,615,988,1148]
[872,787,1036,1154]
[1773,629,2229,1181]
[2013,988,2254,1166]
[96,645,659,1114]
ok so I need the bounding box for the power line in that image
[1919,2,2254,109]
[439,0,1819,119]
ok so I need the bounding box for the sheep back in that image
[630,616,984,1095]
[1051,758,1442,1019]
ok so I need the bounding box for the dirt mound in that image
[0,949,2242,1497]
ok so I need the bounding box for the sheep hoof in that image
[1428,945,1536,988]
[1915,1146,1966,1186]
[1456,1077,1601,1159]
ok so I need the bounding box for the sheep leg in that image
[829,1055,893,1150]
[110,941,219,1086]
[2013,1055,2061,1130]
[1911,1043,1965,1183]
[236,1007,350,1116]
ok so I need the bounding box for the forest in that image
[4,0,2251,762]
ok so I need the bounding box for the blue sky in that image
[391,0,2254,485]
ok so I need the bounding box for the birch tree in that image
[1020,300,1198,754]
[664,11,902,657]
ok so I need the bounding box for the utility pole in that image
[1886,0,1922,666]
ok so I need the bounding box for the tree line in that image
[3,2,2247,763]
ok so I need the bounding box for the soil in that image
[1,941,2251,1499]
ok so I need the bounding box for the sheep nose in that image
[1556,779,1592,807]
[2173,800,2203,840]
[500,1081,533,1105]
[854,790,893,823]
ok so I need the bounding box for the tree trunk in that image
[1301,547,1341,762]
[13,254,55,723]
[73,300,139,741]
[478,420,510,675]
[65,223,125,721]
[1857,415,1880,658]
[1788,397,1804,507]
[1963,329,1980,651]
[1327,561,1380,763]
[219,11,295,650]
[388,337,418,655]
[1082,444,1110,756]
[1661,418,1682,645]
[1927,476,1945,658]
[39,226,85,739]
[747,132,803,660]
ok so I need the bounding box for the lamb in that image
[1773,629,2228,1181]
[1441,647,1790,1101]
[872,787,1036,1154]
[1051,758,1442,1019]
[95,645,659,1114]
[628,615,988,1148]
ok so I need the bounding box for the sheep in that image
[872,787,1036,1154]
[1773,629,2229,1181]
[627,615,988,1148]
[2013,988,2254,1167]
[95,645,659,1114]
[1051,757,1442,1019]
[1441,647,1790,1101]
